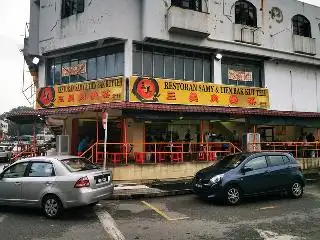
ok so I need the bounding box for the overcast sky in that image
[0,0,319,114]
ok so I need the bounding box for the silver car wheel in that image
[292,183,302,197]
[45,198,59,217]
[227,188,240,204]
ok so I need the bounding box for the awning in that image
[6,102,320,124]
[248,116,320,128]
[123,110,230,121]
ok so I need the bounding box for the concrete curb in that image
[110,189,194,200]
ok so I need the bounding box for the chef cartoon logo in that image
[132,77,160,102]
[37,87,55,108]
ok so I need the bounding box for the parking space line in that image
[141,201,189,221]
[96,210,125,240]
[0,215,6,223]
[259,206,277,210]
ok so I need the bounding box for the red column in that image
[200,120,204,144]
[122,118,127,144]
[96,113,99,143]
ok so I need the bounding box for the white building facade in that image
[25,0,320,113]
[15,0,320,157]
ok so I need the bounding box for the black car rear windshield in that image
[61,158,100,172]
[216,154,249,169]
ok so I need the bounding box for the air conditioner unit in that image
[56,135,70,155]
[242,133,261,152]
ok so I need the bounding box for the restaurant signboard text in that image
[62,63,86,77]
[130,76,270,109]
[228,69,253,82]
[36,77,124,109]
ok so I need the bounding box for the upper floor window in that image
[46,45,124,86]
[171,0,202,12]
[235,0,257,27]
[133,44,212,82]
[61,0,85,19]
[292,15,311,38]
[221,57,263,88]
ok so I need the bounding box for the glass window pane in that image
[194,58,203,82]
[282,156,291,164]
[164,55,174,79]
[203,59,211,82]
[61,62,70,84]
[133,51,142,75]
[185,58,194,80]
[269,156,284,166]
[28,163,55,177]
[78,59,87,82]
[106,54,116,77]
[70,60,79,83]
[3,162,28,178]
[54,64,61,85]
[97,56,106,79]
[115,52,124,76]
[143,52,153,77]
[245,156,267,170]
[47,64,54,86]
[88,58,97,80]
[154,54,164,78]
[175,56,184,80]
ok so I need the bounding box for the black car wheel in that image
[42,195,63,219]
[289,181,303,198]
[225,186,241,205]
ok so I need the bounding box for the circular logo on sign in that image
[37,87,55,108]
[132,77,160,102]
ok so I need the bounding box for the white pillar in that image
[213,59,222,84]
[124,39,133,78]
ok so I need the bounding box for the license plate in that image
[95,174,110,184]
[195,184,203,188]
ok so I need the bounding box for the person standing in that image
[184,129,192,153]
[77,136,90,156]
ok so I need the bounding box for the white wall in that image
[265,61,320,112]
[34,0,320,60]
[38,0,141,54]
[30,0,320,114]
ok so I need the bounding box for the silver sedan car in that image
[0,156,114,218]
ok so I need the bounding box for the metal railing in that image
[11,144,40,161]
[80,141,242,165]
[248,141,320,158]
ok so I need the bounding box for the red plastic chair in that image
[157,152,166,163]
[109,153,121,164]
[134,152,145,164]
[171,152,182,163]
[198,152,206,161]
[208,151,217,161]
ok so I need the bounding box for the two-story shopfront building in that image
[8,0,320,181]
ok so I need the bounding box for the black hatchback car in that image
[194,152,305,205]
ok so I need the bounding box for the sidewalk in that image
[111,171,320,200]
[111,180,194,200]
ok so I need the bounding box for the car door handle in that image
[45,182,52,186]
[15,182,22,185]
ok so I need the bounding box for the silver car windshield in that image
[61,158,100,172]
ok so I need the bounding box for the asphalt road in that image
[100,184,320,240]
[1,182,320,239]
